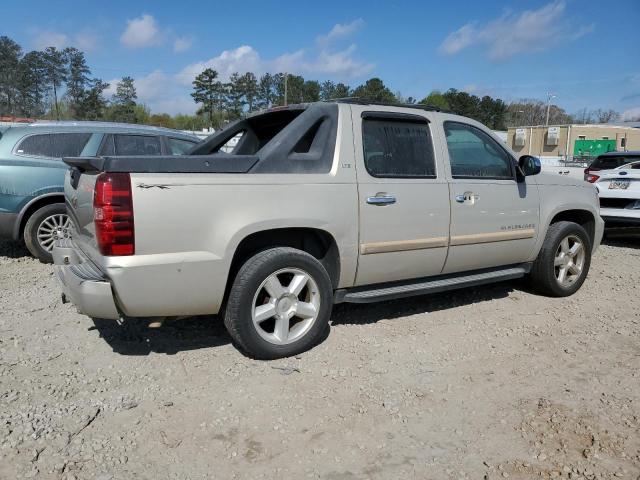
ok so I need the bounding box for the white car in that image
[595,161,640,226]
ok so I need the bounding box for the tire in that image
[23,203,71,263]
[529,221,592,297]
[224,247,333,359]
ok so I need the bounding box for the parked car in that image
[0,122,200,262]
[594,161,640,227]
[53,101,603,359]
[584,151,640,183]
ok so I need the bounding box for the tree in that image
[191,68,223,126]
[64,47,91,118]
[238,72,258,112]
[507,100,572,127]
[592,108,619,124]
[110,76,137,123]
[352,78,396,103]
[256,73,276,110]
[16,50,47,117]
[76,78,109,120]
[0,36,22,116]
[42,47,68,120]
[419,91,450,110]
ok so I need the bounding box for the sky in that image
[3,0,640,120]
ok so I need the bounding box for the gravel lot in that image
[1,237,639,480]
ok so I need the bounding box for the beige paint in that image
[450,228,536,246]
[360,236,448,254]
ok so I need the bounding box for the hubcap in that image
[251,268,321,345]
[37,214,71,252]
[554,235,585,287]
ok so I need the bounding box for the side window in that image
[15,134,52,157]
[168,137,197,155]
[362,118,436,178]
[50,133,92,158]
[444,122,513,179]
[114,135,162,155]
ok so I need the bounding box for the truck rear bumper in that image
[53,239,120,320]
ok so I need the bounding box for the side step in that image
[335,265,530,304]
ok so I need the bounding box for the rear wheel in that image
[224,247,333,359]
[529,221,591,297]
[23,203,71,263]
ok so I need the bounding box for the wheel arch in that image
[548,209,596,247]
[14,193,65,240]
[225,227,341,296]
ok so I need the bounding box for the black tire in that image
[529,221,592,297]
[23,203,69,263]
[224,247,333,359]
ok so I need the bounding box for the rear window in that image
[363,118,436,178]
[591,155,640,169]
[168,137,197,155]
[15,133,91,159]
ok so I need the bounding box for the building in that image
[507,124,640,163]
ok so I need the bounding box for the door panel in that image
[351,105,451,286]
[441,121,540,274]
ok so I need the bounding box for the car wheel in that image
[224,247,333,359]
[23,203,71,263]
[529,221,591,297]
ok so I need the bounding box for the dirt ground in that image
[1,237,639,480]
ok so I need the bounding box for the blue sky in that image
[4,0,640,119]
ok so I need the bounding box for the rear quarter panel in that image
[96,105,359,317]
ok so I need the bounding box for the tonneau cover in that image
[63,154,259,173]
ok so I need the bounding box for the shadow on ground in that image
[0,240,30,259]
[331,281,519,326]
[91,315,231,355]
[603,229,640,249]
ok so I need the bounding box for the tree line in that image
[0,34,624,131]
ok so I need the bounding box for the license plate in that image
[609,179,630,189]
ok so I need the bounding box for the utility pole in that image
[545,92,556,126]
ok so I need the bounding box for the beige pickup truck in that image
[53,100,604,359]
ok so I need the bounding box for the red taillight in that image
[586,174,600,183]
[94,172,134,256]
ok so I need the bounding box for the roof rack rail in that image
[330,97,452,114]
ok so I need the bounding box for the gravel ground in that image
[1,237,639,480]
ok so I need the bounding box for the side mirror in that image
[518,155,542,176]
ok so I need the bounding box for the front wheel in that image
[224,247,333,359]
[23,203,71,263]
[529,221,591,297]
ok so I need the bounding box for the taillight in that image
[586,174,600,183]
[94,172,134,256]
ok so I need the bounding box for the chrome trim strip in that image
[360,237,448,255]
[450,228,535,246]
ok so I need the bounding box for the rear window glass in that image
[362,118,436,177]
[168,137,197,155]
[16,133,91,159]
[50,133,91,158]
[114,135,162,155]
[591,156,640,169]
[16,134,51,157]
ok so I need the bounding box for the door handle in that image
[367,194,396,206]
[455,192,479,204]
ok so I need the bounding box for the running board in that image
[334,265,530,304]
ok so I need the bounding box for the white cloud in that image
[317,18,365,45]
[173,36,192,53]
[303,44,374,77]
[621,107,640,122]
[439,1,593,60]
[120,14,163,48]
